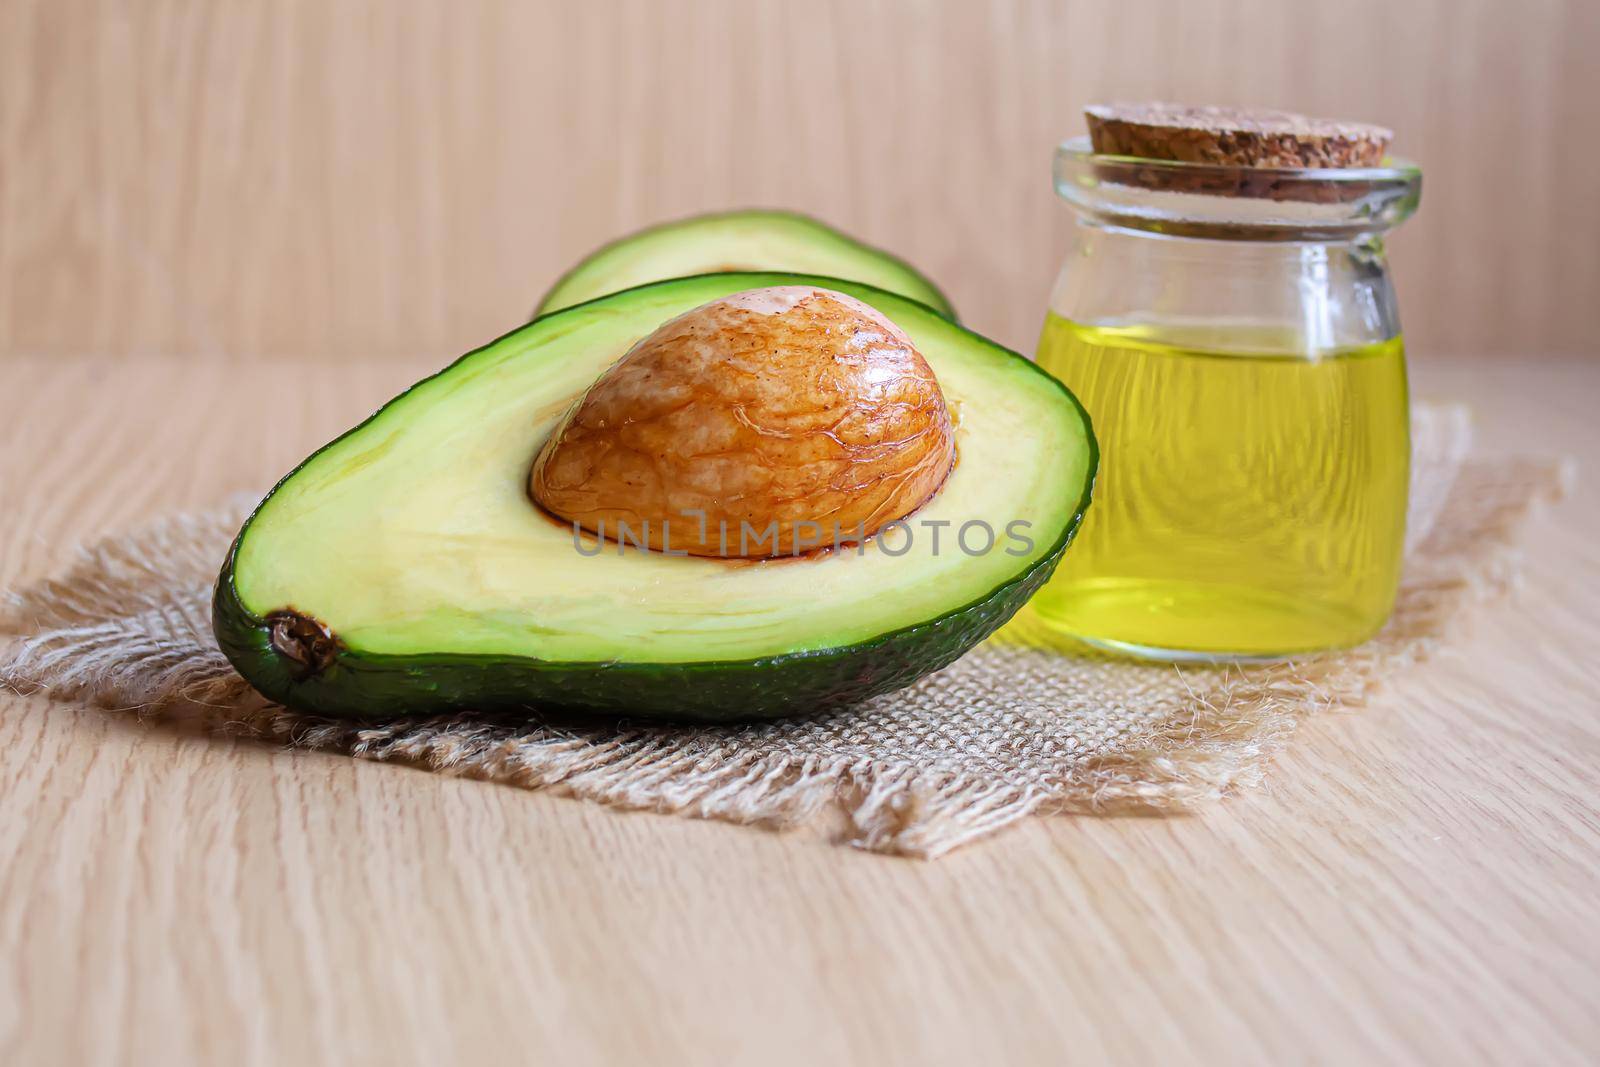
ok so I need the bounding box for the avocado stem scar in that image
[265,609,341,679]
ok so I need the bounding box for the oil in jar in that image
[1032,315,1409,658]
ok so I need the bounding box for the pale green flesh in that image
[537,213,952,317]
[234,275,1088,664]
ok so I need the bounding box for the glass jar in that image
[1032,136,1422,660]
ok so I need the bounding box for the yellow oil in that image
[1032,315,1409,658]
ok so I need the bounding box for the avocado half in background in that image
[214,273,1095,721]
[533,210,958,321]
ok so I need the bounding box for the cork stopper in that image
[1086,103,1392,169]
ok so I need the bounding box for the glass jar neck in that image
[1049,220,1401,354]
[1053,136,1421,243]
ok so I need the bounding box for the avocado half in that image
[534,210,957,320]
[215,273,1095,721]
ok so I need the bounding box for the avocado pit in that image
[529,286,957,558]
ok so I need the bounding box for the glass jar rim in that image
[1054,135,1422,241]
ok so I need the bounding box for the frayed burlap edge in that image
[0,454,1570,858]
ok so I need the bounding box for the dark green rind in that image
[214,272,1095,722]
[533,209,959,322]
[213,522,1078,722]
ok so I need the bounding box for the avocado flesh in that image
[216,273,1094,720]
[535,210,957,320]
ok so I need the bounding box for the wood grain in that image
[0,352,1596,1066]
[2,0,1598,363]
[3,3,1599,1061]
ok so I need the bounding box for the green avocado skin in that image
[534,209,959,322]
[212,271,1097,723]
[211,516,1080,722]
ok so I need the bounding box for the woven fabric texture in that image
[0,404,1564,857]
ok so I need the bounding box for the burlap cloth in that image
[0,404,1566,857]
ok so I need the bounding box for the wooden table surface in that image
[1,352,1596,1066]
